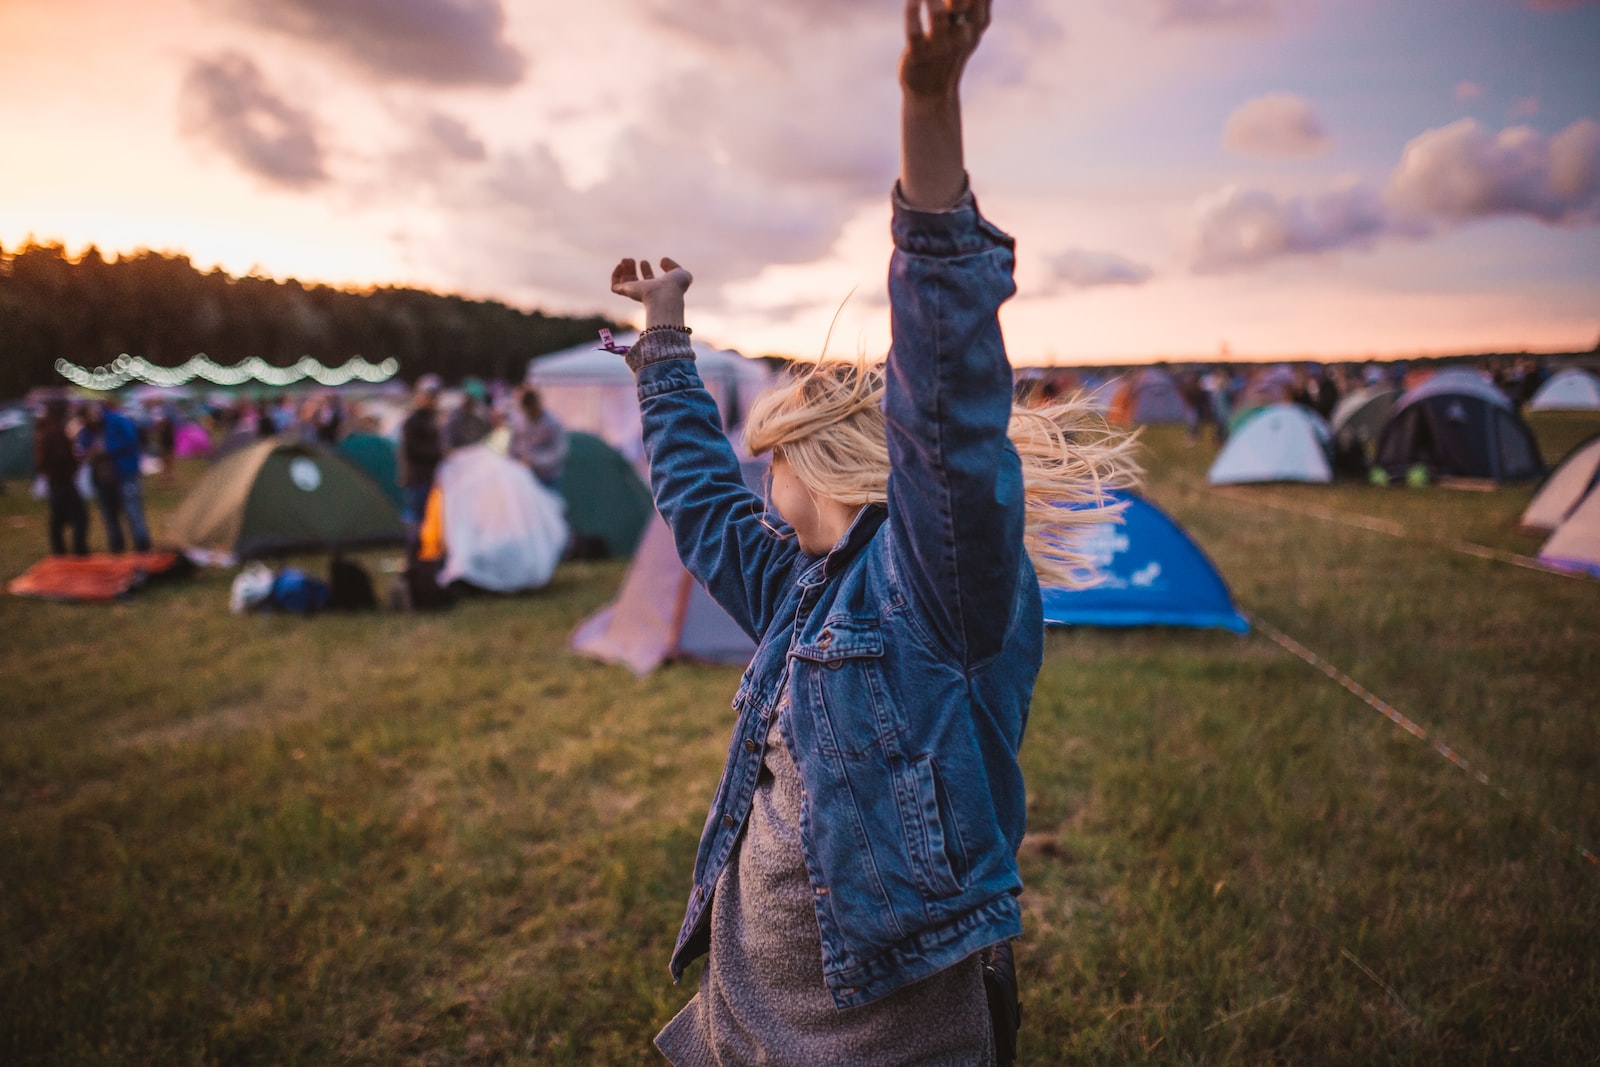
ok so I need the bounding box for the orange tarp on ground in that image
[7,552,187,603]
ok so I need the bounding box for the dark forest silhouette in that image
[0,241,619,399]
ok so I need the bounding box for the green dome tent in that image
[166,437,406,561]
[0,408,34,485]
[557,431,655,558]
[337,432,404,509]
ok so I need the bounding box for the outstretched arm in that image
[608,256,800,639]
[899,0,990,210]
[886,0,1025,667]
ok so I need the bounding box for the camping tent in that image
[527,333,773,462]
[1521,434,1600,533]
[1374,374,1542,482]
[1528,368,1600,412]
[1207,404,1332,485]
[430,444,568,593]
[1107,367,1192,426]
[337,431,404,509]
[559,431,655,558]
[570,458,766,674]
[0,407,33,484]
[1329,386,1399,476]
[166,437,407,561]
[173,422,213,459]
[1042,492,1248,632]
[1331,386,1399,450]
[1538,480,1600,578]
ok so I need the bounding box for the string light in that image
[54,354,400,391]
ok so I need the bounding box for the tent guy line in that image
[1200,483,1594,583]
[1245,610,1599,870]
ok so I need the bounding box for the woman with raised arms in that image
[607,1,1139,1062]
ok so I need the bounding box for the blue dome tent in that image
[1043,492,1248,632]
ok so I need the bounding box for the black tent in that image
[1375,373,1542,482]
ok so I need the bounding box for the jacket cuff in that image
[626,329,696,374]
[890,179,1014,257]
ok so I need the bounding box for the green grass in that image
[2,412,1597,1065]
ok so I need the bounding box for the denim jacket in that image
[634,188,1039,1011]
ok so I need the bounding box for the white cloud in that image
[239,0,525,86]
[180,53,327,188]
[1224,92,1331,159]
[1046,249,1155,289]
[1194,116,1600,271]
[1389,118,1600,226]
[1191,179,1392,272]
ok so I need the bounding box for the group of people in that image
[32,396,152,557]
[398,375,568,553]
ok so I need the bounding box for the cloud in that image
[1046,250,1155,290]
[240,0,524,86]
[1224,92,1331,159]
[180,53,327,188]
[422,113,487,162]
[1455,81,1483,102]
[1193,116,1600,271]
[1389,118,1600,226]
[1191,179,1390,272]
[1149,0,1278,26]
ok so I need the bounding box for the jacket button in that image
[827,660,843,671]
[744,738,758,753]
[723,814,736,829]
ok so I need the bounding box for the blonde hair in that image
[743,358,1142,589]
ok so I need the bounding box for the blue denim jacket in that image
[634,189,1039,1011]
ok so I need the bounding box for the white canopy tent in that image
[526,333,774,463]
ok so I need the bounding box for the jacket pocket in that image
[792,619,888,762]
[899,755,968,899]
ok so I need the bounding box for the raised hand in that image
[900,0,990,100]
[610,257,693,305]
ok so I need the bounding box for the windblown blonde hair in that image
[743,358,1142,589]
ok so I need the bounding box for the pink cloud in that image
[1389,118,1600,225]
[1224,92,1332,159]
[1455,81,1483,102]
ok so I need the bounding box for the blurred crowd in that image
[26,377,568,560]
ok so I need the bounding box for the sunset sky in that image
[2,0,1596,366]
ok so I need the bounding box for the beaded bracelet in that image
[638,324,692,339]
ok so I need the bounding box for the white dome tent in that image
[1528,368,1600,412]
[526,333,773,463]
[1207,404,1333,485]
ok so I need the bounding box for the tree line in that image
[0,241,620,400]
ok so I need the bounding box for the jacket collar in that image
[799,504,887,589]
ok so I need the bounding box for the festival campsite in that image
[3,368,1596,1063]
[6,0,1598,1057]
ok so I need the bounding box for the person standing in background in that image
[78,397,151,553]
[509,387,569,489]
[34,399,88,556]
[399,375,445,552]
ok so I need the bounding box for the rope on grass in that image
[1245,610,1599,869]
[1204,485,1593,583]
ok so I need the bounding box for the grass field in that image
[2,411,1597,1065]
